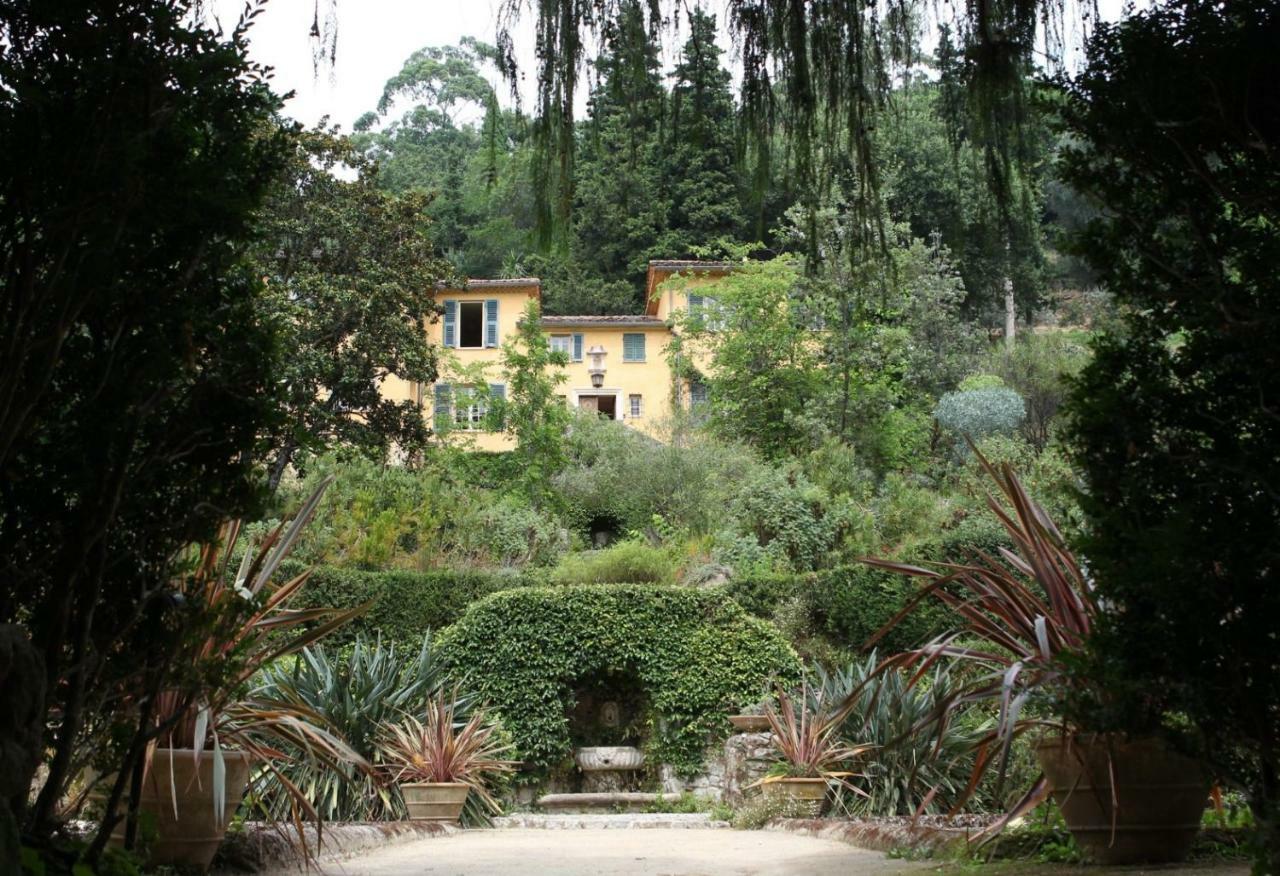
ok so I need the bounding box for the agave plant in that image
[859,447,1099,826]
[379,687,516,815]
[254,633,444,821]
[759,682,873,784]
[813,654,983,816]
[141,477,371,843]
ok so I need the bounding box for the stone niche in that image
[567,671,647,749]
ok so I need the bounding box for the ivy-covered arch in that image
[436,584,800,776]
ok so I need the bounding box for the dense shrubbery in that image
[550,538,679,584]
[554,412,763,536]
[291,564,535,647]
[724,566,950,657]
[436,585,800,776]
[274,454,569,570]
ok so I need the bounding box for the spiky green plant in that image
[812,655,984,816]
[253,634,443,821]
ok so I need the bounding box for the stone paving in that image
[318,827,931,875]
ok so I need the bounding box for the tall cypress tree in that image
[665,8,742,251]
[572,0,670,295]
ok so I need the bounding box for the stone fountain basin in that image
[573,746,645,771]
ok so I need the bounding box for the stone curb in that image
[766,817,977,856]
[212,820,460,874]
[493,813,730,830]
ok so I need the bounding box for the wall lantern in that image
[587,344,607,388]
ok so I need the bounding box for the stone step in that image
[534,792,660,813]
[493,813,729,830]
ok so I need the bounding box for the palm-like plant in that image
[379,688,516,815]
[254,634,444,821]
[859,448,1099,823]
[144,478,370,841]
[761,682,872,783]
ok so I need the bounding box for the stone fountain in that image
[537,699,659,812]
[573,744,645,793]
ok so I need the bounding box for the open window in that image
[458,301,484,348]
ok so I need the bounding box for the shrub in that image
[958,373,1007,391]
[806,566,950,654]
[721,566,949,655]
[292,564,535,648]
[550,538,678,584]
[554,415,765,536]
[435,585,800,776]
[933,387,1026,451]
[714,466,843,572]
[986,333,1089,451]
[278,454,568,570]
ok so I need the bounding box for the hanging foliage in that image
[495,0,1087,258]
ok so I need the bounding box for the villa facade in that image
[379,260,733,451]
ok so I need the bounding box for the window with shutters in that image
[629,394,643,418]
[550,334,572,356]
[457,301,484,348]
[689,380,709,407]
[622,332,645,362]
[453,385,488,431]
[688,294,724,331]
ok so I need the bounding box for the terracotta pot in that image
[402,781,469,823]
[1034,734,1210,865]
[111,747,253,872]
[763,777,829,803]
[728,715,772,733]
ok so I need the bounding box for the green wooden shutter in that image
[433,383,452,432]
[572,333,584,362]
[623,333,645,362]
[484,299,499,348]
[487,383,506,430]
[443,300,457,348]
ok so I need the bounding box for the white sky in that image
[212,0,535,131]
[215,0,1125,132]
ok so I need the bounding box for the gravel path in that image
[318,827,932,875]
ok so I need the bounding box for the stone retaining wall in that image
[211,820,458,874]
[766,816,984,857]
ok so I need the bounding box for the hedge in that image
[291,560,956,656]
[435,585,800,777]
[291,563,537,647]
[723,565,951,655]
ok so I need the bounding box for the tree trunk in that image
[1004,276,1016,350]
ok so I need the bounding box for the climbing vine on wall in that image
[436,584,800,777]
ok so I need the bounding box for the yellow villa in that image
[380,260,734,451]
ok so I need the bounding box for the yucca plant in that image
[813,655,984,816]
[758,682,873,785]
[379,687,516,815]
[254,633,444,821]
[859,447,1100,825]
[137,477,371,847]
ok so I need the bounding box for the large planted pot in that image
[402,781,469,823]
[1035,734,1210,865]
[763,777,828,804]
[111,747,253,872]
